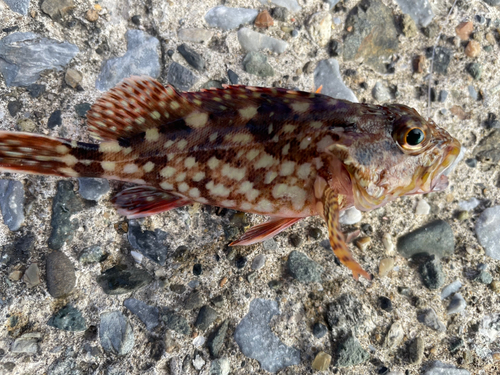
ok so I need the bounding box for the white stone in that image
[475,206,500,260]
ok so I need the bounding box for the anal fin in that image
[322,187,372,281]
[111,186,192,219]
[230,217,302,246]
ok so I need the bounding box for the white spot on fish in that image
[58,167,79,177]
[239,106,258,119]
[184,157,197,169]
[207,156,220,170]
[60,154,78,166]
[160,181,174,190]
[123,163,139,174]
[143,161,155,173]
[280,161,295,176]
[300,137,312,149]
[185,112,208,128]
[175,172,186,182]
[177,139,188,150]
[246,149,260,161]
[56,145,69,154]
[178,182,189,192]
[101,161,116,171]
[317,135,334,152]
[209,132,218,142]
[283,124,296,134]
[265,171,278,184]
[297,163,312,180]
[99,141,122,153]
[192,171,206,182]
[256,199,274,212]
[310,121,323,129]
[206,181,230,197]
[189,187,200,198]
[291,102,310,113]
[221,199,236,207]
[226,133,254,144]
[282,144,290,155]
[222,164,246,181]
[254,153,276,169]
[150,111,161,120]
[145,128,160,142]
[160,166,176,178]
[240,202,252,210]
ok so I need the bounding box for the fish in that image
[0,76,461,280]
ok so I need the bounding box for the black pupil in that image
[406,128,424,146]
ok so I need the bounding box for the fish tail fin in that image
[0,131,102,179]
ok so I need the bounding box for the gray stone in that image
[124,298,159,331]
[207,320,229,358]
[408,337,424,364]
[335,332,369,367]
[178,29,214,43]
[234,299,301,373]
[78,178,110,201]
[205,6,259,31]
[0,233,34,267]
[4,0,30,15]
[177,44,205,71]
[447,293,466,315]
[312,322,328,339]
[195,305,218,331]
[257,0,301,12]
[210,358,230,375]
[46,251,76,298]
[41,0,75,21]
[468,85,478,100]
[10,332,42,354]
[395,0,434,27]
[161,308,191,336]
[483,0,500,5]
[79,245,105,264]
[27,83,46,98]
[397,220,455,259]
[372,82,391,102]
[48,305,86,331]
[47,355,81,375]
[314,59,358,103]
[441,280,462,300]
[326,294,366,334]
[424,361,470,375]
[48,181,83,250]
[0,179,25,231]
[466,63,482,80]
[99,311,134,355]
[242,52,274,78]
[167,62,199,92]
[417,308,446,332]
[475,206,500,260]
[128,220,170,266]
[23,263,41,287]
[237,28,288,54]
[47,110,62,129]
[74,103,91,117]
[0,32,78,87]
[426,47,452,75]
[96,30,160,91]
[476,270,493,284]
[287,250,323,283]
[324,0,341,9]
[419,256,446,290]
[473,131,500,164]
[183,290,204,310]
[251,254,266,270]
[97,265,152,295]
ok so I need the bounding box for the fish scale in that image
[0,75,461,281]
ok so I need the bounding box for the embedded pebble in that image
[251,254,266,270]
[447,293,466,315]
[382,233,395,255]
[238,28,288,54]
[458,198,480,211]
[287,250,323,283]
[425,47,451,74]
[23,263,41,287]
[192,355,205,370]
[312,351,331,371]
[378,258,395,277]
[177,43,205,71]
[0,179,25,231]
[326,294,365,333]
[48,305,86,331]
[397,220,455,259]
[1,234,35,267]
[335,332,369,367]
[419,256,446,290]
[74,102,91,117]
[79,245,104,264]
[339,207,362,225]
[210,358,230,375]
[0,32,78,86]
[417,308,446,332]
[41,0,75,20]
[466,62,482,80]
[258,0,301,12]
[242,52,274,77]
[255,10,274,28]
[64,68,82,88]
[395,0,434,27]
[468,85,478,100]
[207,320,229,358]
[424,360,470,375]
[97,265,152,295]
[476,270,493,284]
[27,83,46,98]
[177,28,214,43]
[441,280,462,300]
[416,199,431,215]
[4,0,30,15]
[96,30,160,91]
[183,290,204,310]
[314,59,358,103]
[47,110,62,129]
[78,178,110,201]
[372,82,391,102]
[312,322,328,339]
[128,220,169,266]
[475,206,500,260]
[193,335,205,347]
[384,321,404,349]
[161,308,191,336]
[99,311,135,355]
[167,61,199,91]
[204,6,258,31]
[10,332,42,354]
[227,69,239,84]
[46,251,76,298]
[456,21,473,41]
[465,40,481,58]
[408,337,425,364]
[124,298,159,331]
[234,299,300,373]
[439,90,448,102]
[195,305,218,331]
[307,12,332,47]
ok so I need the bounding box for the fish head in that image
[326,103,461,211]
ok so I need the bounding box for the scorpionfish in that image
[0,76,461,280]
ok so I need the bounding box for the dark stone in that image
[150,339,164,361]
[465,158,477,168]
[207,320,229,358]
[7,100,22,116]
[131,15,141,25]
[335,332,369,367]
[2,26,19,33]
[183,290,204,310]
[361,223,373,235]
[78,244,105,264]
[177,43,205,71]
[167,49,174,57]
[211,295,225,308]
[128,220,169,266]
[202,80,223,89]
[268,279,282,290]
[271,7,288,22]
[308,227,323,240]
[438,90,448,102]
[0,233,35,267]
[419,256,446,290]
[473,129,500,163]
[326,294,365,333]
[48,181,83,250]
[483,0,500,5]
[235,256,247,269]
[74,103,91,117]
[417,308,445,331]
[161,308,191,336]
[466,62,482,80]
[425,47,452,74]
[396,220,455,259]
[99,311,134,355]
[170,284,186,294]
[47,110,62,129]
[378,296,393,312]
[343,0,399,72]
[193,263,203,276]
[27,84,46,98]
[97,264,152,295]
[78,178,109,201]
[194,305,218,331]
[227,69,239,84]
[288,233,302,247]
[124,298,159,331]
[328,39,341,57]
[166,61,199,91]
[408,337,424,364]
[48,304,86,331]
[0,179,25,231]
[312,322,328,339]
[476,270,493,284]
[46,251,76,298]
[287,250,322,283]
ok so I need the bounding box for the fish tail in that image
[0,131,103,179]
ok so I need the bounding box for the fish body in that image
[0,76,461,280]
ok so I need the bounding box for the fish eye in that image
[406,128,425,146]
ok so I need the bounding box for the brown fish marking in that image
[0,76,461,280]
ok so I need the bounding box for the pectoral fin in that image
[321,187,372,281]
[230,217,302,246]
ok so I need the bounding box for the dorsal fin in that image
[87,76,190,140]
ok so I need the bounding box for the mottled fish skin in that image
[0,76,461,280]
